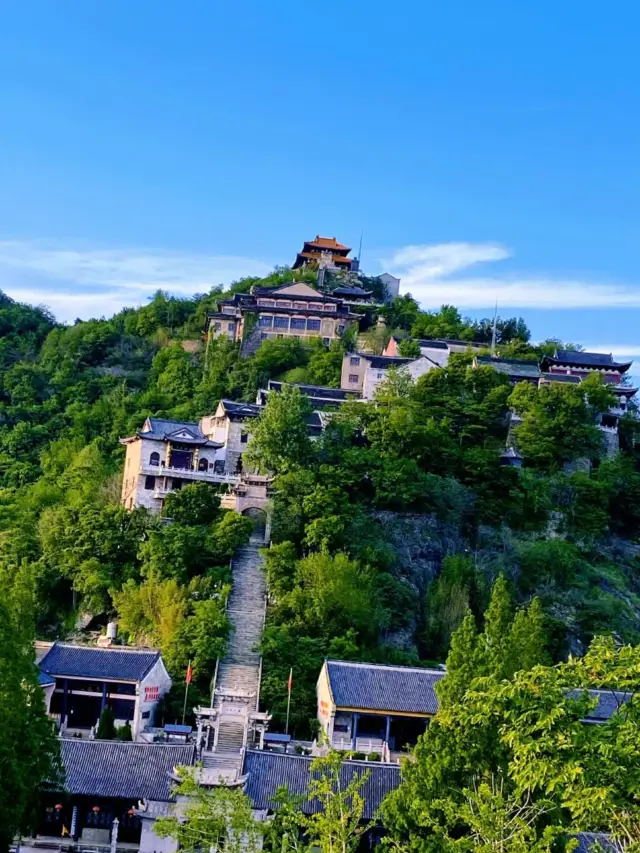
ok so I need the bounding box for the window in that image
[241,433,249,444]
[349,374,359,384]
[291,318,306,330]
[259,315,273,327]
[279,300,292,307]
[293,302,308,309]
[337,325,345,335]
[322,337,330,346]
[214,322,221,332]
[258,299,275,307]
[144,475,155,490]
[274,316,289,329]
[198,457,208,471]
[149,452,160,467]
[350,356,360,366]
[307,318,321,331]
[227,322,236,332]
[323,304,334,311]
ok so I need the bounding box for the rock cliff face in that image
[371,511,640,656]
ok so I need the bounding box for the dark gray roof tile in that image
[57,739,194,801]
[243,750,400,818]
[40,643,161,682]
[326,660,444,715]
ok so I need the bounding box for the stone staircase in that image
[200,541,266,780]
[213,544,266,709]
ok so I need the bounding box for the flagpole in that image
[182,660,191,727]
[285,668,293,735]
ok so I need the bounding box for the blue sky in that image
[0,0,639,362]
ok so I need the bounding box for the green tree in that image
[245,385,313,475]
[509,377,615,472]
[383,637,640,851]
[0,568,61,852]
[163,482,222,525]
[96,706,116,739]
[155,766,262,853]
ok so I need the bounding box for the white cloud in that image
[0,240,273,322]
[384,242,640,310]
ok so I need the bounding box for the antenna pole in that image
[491,300,498,354]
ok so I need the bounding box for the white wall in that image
[136,658,172,738]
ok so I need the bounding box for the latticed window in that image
[274,316,289,329]
[259,315,273,328]
[291,318,306,330]
[307,319,321,331]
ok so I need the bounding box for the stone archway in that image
[242,507,268,542]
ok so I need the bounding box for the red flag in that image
[287,668,293,693]
[186,661,193,685]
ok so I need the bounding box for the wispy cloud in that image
[0,240,273,322]
[384,242,640,310]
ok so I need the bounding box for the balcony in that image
[141,463,239,485]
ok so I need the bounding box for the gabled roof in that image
[417,339,450,351]
[544,350,632,373]
[324,660,444,715]
[331,285,373,298]
[358,353,415,370]
[219,399,262,420]
[267,381,355,401]
[56,739,195,801]
[135,418,221,447]
[253,284,341,303]
[243,750,400,818]
[304,236,351,252]
[39,642,161,682]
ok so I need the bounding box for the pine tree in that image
[96,706,116,740]
[483,575,514,677]
[437,610,483,708]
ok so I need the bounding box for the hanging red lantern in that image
[127,808,135,816]
[55,804,63,811]
[92,806,100,813]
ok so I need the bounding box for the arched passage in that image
[242,507,267,542]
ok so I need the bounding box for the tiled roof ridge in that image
[327,658,444,674]
[51,641,160,655]
[244,748,399,769]
[59,736,186,748]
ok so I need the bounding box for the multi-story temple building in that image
[540,349,637,429]
[292,235,355,270]
[205,282,360,347]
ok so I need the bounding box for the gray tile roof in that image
[243,750,400,819]
[572,833,617,852]
[40,643,160,682]
[541,372,582,384]
[57,739,195,801]
[359,353,414,370]
[325,660,444,715]
[139,418,221,447]
[220,400,262,420]
[476,356,541,379]
[417,339,450,350]
[38,669,56,686]
[267,381,354,401]
[569,688,634,722]
[545,350,632,372]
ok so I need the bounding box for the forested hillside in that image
[1,271,639,733]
